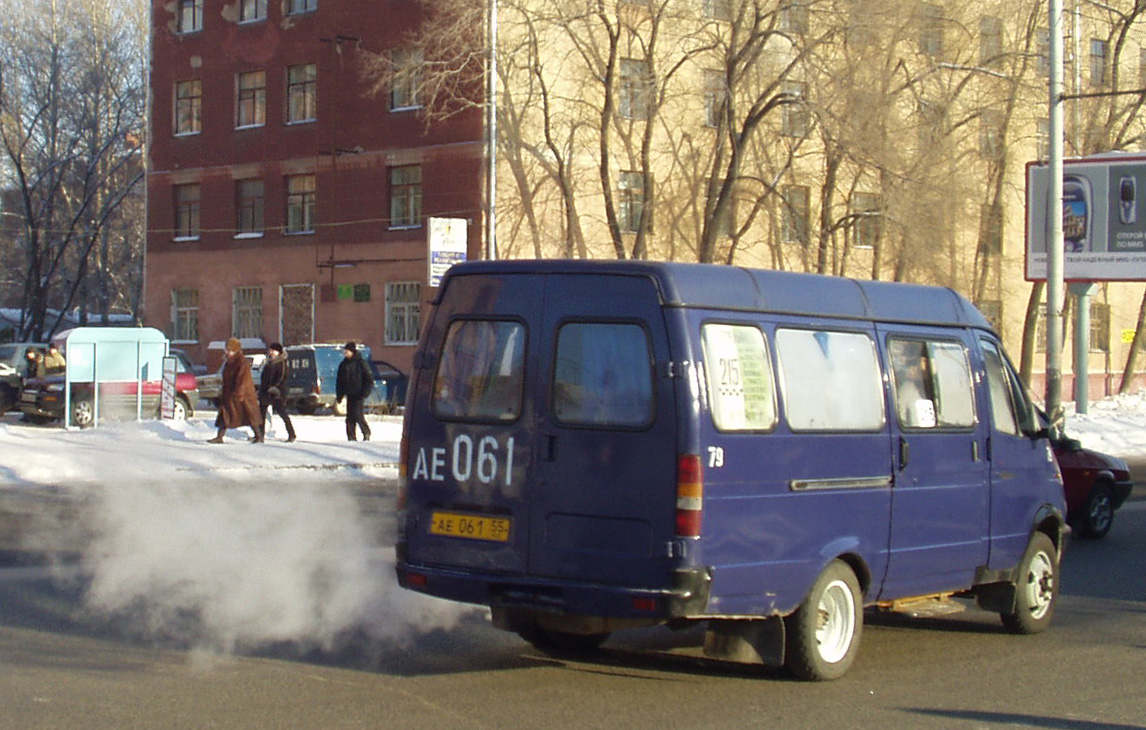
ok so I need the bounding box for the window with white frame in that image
[239,0,266,22]
[619,58,652,120]
[391,48,424,110]
[174,80,201,135]
[232,287,263,340]
[780,185,809,245]
[178,0,203,33]
[288,0,317,15]
[703,0,732,21]
[390,165,422,228]
[285,174,315,234]
[1090,302,1110,353]
[1090,38,1108,87]
[386,282,421,344]
[781,1,809,35]
[286,64,317,123]
[236,179,265,235]
[1036,27,1050,77]
[781,81,808,137]
[236,70,266,128]
[918,3,944,58]
[851,192,880,248]
[172,288,199,342]
[174,184,200,240]
[618,171,650,233]
[979,109,1004,159]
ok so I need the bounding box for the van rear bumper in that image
[396,561,712,620]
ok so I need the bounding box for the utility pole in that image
[1046,0,1066,431]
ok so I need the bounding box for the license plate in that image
[21,391,37,402]
[429,511,511,542]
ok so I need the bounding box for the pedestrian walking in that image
[335,341,373,441]
[207,338,264,444]
[258,342,296,443]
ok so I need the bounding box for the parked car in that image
[197,353,265,407]
[19,360,200,427]
[284,344,406,415]
[171,348,208,376]
[1052,435,1134,539]
[0,342,49,414]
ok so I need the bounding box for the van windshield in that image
[432,320,525,421]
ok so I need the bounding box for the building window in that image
[286,64,317,123]
[618,171,650,233]
[174,80,201,135]
[703,0,732,21]
[781,81,808,138]
[979,109,1004,160]
[173,184,200,240]
[390,165,422,228]
[236,179,265,236]
[1090,302,1110,353]
[386,282,421,345]
[390,48,424,110]
[980,16,1002,66]
[285,174,315,234]
[1036,117,1050,161]
[239,0,267,22]
[919,3,944,59]
[236,70,266,128]
[781,1,809,35]
[619,58,652,121]
[171,288,199,343]
[704,69,726,128]
[178,0,203,33]
[851,192,880,249]
[780,185,809,245]
[1090,39,1108,87]
[288,0,317,15]
[1036,27,1050,77]
[232,287,263,340]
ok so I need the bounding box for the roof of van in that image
[441,260,994,331]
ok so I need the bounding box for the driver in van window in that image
[892,342,936,428]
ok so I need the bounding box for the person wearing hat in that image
[335,341,373,441]
[258,342,296,442]
[207,337,264,444]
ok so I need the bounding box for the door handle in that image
[543,434,557,462]
[898,436,910,470]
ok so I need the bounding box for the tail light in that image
[675,454,703,537]
[397,430,410,510]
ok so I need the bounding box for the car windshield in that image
[0,346,18,367]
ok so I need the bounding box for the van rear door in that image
[529,273,679,585]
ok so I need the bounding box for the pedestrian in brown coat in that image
[207,338,264,444]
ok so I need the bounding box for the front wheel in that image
[172,395,191,421]
[70,398,94,428]
[1000,532,1058,634]
[784,560,863,681]
[1077,483,1115,539]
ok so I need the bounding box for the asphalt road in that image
[2,481,1145,729]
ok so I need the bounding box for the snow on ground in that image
[1,393,1144,658]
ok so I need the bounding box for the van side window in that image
[981,339,1028,436]
[701,323,777,431]
[432,320,525,421]
[776,328,884,431]
[888,338,975,429]
[553,322,653,427]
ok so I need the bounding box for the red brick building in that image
[145,0,484,371]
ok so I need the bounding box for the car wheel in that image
[1078,483,1115,539]
[1000,532,1058,635]
[172,395,191,421]
[784,559,863,681]
[297,402,317,416]
[71,398,95,428]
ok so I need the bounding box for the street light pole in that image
[1046,0,1066,430]
[486,0,499,261]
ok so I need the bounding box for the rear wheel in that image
[1000,532,1058,634]
[172,395,191,421]
[70,398,94,428]
[784,560,863,681]
[1077,483,1115,539]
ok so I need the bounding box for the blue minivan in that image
[396,260,1067,680]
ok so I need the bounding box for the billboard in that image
[1026,154,1146,282]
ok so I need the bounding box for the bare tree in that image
[0,0,146,342]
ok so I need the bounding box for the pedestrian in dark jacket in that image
[208,338,264,444]
[335,341,373,441]
[258,342,296,442]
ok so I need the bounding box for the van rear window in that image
[432,320,525,421]
[776,328,884,431]
[553,323,653,427]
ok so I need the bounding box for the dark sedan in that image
[1053,436,1134,539]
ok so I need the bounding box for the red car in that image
[1052,436,1134,539]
